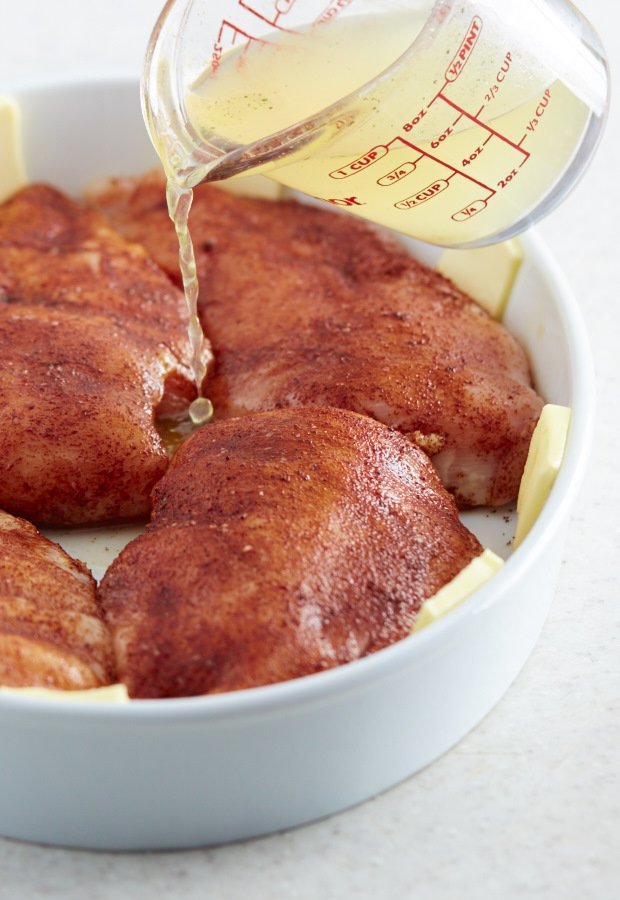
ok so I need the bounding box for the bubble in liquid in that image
[189,396,214,426]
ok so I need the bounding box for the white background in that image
[0,1,618,897]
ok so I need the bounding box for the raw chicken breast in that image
[99,407,482,698]
[0,509,115,689]
[0,184,210,525]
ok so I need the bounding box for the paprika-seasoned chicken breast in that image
[0,184,210,525]
[99,407,483,698]
[0,509,115,690]
[87,172,543,508]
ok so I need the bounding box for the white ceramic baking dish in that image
[0,77,594,850]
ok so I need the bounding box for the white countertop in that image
[0,1,618,896]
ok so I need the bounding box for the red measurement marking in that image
[438,93,530,158]
[389,136,496,198]
[213,0,297,64]
[217,19,250,45]
[239,0,296,30]
[330,145,389,179]
[498,169,519,189]
[217,19,254,49]
[523,87,553,140]
[377,159,422,187]
[395,180,450,210]
[402,108,427,133]
[445,17,483,82]
[429,81,450,101]
[327,195,364,207]
[452,199,488,221]
[316,0,354,25]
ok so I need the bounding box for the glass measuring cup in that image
[142,0,609,247]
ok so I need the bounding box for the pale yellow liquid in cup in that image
[184,11,590,245]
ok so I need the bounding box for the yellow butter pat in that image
[437,239,523,319]
[0,683,130,703]
[413,548,504,633]
[0,95,27,203]
[214,173,284,200]
[513,404,571,549]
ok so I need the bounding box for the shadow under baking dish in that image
[0,77,595,850]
